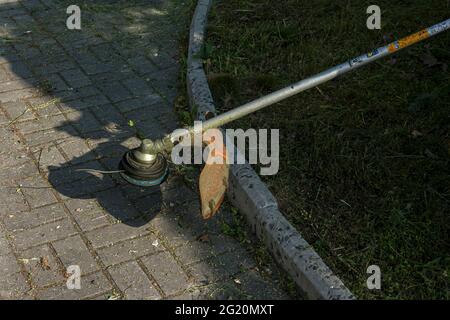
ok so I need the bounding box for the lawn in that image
[205,0,450,299]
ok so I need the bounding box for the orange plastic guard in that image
[199,129,229,219]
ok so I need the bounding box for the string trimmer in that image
[119,19,450,218]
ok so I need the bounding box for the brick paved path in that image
[0,0,288,299]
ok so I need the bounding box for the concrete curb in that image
[186,0,355,300]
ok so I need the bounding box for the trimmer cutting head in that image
[119,148,169,187]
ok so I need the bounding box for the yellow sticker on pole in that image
[388,29,430,53]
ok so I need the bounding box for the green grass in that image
[206,0,450,299]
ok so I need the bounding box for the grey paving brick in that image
[57,137,96,165]
[0,87,36,104]
[1,100,35,121]
[0,78,37,93]
[52,235,99,275]
[18,244,65,287]
[33,61,76,76]
[27,96,63,117]
[65,198,111,232]
[95,189,142,223]
[141,251,189,296]
[0,127,30,169]
[97,234,162,267]
[114,95,164,113]
[174,234,239,266]
[16,114,67,134]
[149,51,177,70]
[97,81,133,103]
[40,73,68,93]
[3,203,66,232]
[89,104,127,128]
[11,218,77,250]
[232,269,289,300]
[60,68,92,89]
[0,272,30,299]
[127,55,159,76]
[122,76,155,97]
[150,214,199,248]
[54,175,116,200]
[32,143,67,171]
[124,104,170,124]
[44,160,103,186]
[187,251,255,286]
[19,174,57,209]
[108,260,160,300]
[85,222,151,249]
[65,109,102,133]
[0,233,11,256]
[0,180,29,214]
[23,126,78,146]
[0,253,21,276]
[2,60,33,80]
[36,271,112,300]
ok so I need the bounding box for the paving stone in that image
[124,104,170,124]
[60,68,92,89]
[2,60,33,80]
[1,100,34,121]
[40,73,68,93]
[149,50,178,70]
[33,61,76,76]
[52,235,99,275]
[0,234,11,256]
[57,137,96,165]
[0,272,30,299]
[54,175,116,200]
[27,96,63,117]
[122,76,155,97]
[19,174,57,208]
[89,104,128,128]
[11,219,77,250]
[232,269,289,300]
[97,234,162,267]
[0,126,30,169]
[58,86,102,103]
[45,160,103,186]
[0,179,29,214]
[3,203,66,232]
[36,271,112,300]
[85,222,151,249]
[141,251,189,296]
[64,198,111,232]
[187,251,255,286]
[149,214,198,248]
[18,244,65,287]
[23,126,78,147]
[15,114,67,134]
[114,95,164,113]
[32,143,67,171]
[97,81,133,103]
[108,260,160,300]
[0,78,37,93]
[174,234,239,266]
[0,253,21,276]
[95,188,142,223]
[0,109,9,125]
[65,109,102,133]
[127,55,159,76]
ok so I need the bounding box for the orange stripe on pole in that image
[388,29,430,53]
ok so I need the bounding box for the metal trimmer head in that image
[119,149,169,187]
